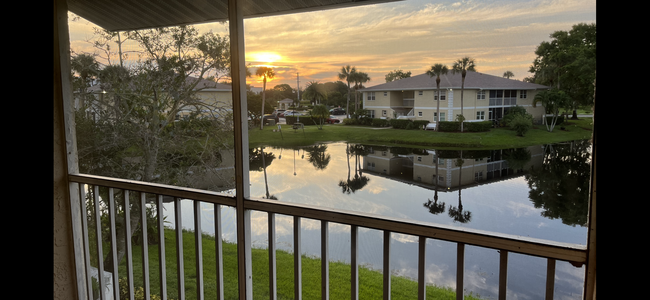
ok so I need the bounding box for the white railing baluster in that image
[93,185,106,300]
[545,259,555,300]
[499,250,508,300]
[140,192,150,300]
[124,191,135,300]
[383,231,390,300]
[418,236,426,300]
[214,204,224,300]
[269,212,277,300]
[456,243,464,300]
[78,184,93,300]
[194,200,204,300]
[175,198,185,300]
[157,195,167,300]
[351,225,358,300]
[108,188,121,300]
[321,220,329,300]
[294,216,302,300]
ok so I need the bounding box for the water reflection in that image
[251,141,590,234]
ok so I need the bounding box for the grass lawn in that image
[116,229,484,300]
[249,118,593,150]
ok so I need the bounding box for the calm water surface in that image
[166,140,591,300]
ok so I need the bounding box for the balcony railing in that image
[69,173,588,300]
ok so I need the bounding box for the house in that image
[83,76,234,120]
[360,72,549,123]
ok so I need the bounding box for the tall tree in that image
[385,69,411,82]
[75,25,233,273]
[338,65,356,118]
[426,64,449,131]
[452,57,476,132]
[256,66,275,129]
[528,23,596,119]
[503,71,514,79]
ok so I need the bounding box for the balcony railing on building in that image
[69,173,588,300]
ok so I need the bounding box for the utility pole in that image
[296,72,300,105]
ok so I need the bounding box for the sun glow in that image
[248,52,282,64]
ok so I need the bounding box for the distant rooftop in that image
[360,72,549,92]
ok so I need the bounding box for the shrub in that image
[371,118,390,127]
[502,106,532,127]
[510,115,533,136]
[464,121,493,132]
[413,120,429,129]
[438,121,461,132]
[389,119,411,129]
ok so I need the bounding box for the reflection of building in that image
[362,145,545,191]
[360,72,548,123]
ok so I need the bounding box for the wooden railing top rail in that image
[69,173,587,265]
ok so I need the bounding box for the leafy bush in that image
[389,119,412,129]
[285,116,315,125]
[413,120,430,129]
[510,115,533,136]
[371,118,390,127]
[464,121,493,132]
[502,106,531,127]
[438,121,461,132]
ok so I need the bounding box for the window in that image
[417,156,422,161]
[434,112,446,121]
[477,90,485,100]
[382,110,387,116]
[384,92,387,96]
[367,92,375,100]
[418,91,423,96]
[418,111,422,117]
[476,111,485,120]
[435,91,446,100]
[520,90,527,98]
[368,110,375,118]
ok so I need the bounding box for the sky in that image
[68,0,596,90]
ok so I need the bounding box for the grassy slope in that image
[118,229,482,300]
[248,118,593,150]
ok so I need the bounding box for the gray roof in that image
[87,76,232,93]
[360,72,549,92]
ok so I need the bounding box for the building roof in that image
[360,72,549,92]
[87,76,232,93]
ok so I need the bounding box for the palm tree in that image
[338,65,356,118]
[350,71,370,112]
[256,66,275,129]
[426,64,449,131]
[303,81,327,105]
[452,57,476,132]
[503,71,514,79]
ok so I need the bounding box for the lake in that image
[165,140,591,300]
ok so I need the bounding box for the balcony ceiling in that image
[68,0,399,32]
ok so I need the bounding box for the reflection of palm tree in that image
[449,151,471,223]
[306,144,331,170]
[339,143,370,194]
[448,201,472,223]
[424,151,446,215]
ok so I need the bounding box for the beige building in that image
[361,72,549,123]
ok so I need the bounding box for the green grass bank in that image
[248,118,593,150]
[115,228,484,300]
